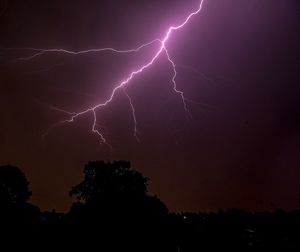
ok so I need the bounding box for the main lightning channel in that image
[20,0,206,146]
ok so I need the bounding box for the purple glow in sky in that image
[1,0,299,213]
[14,0,206,147]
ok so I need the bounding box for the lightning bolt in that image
[13,0,206,147]
[13,39,161,61]
[123,88,140,143]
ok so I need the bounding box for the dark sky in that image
[0,0,300,212]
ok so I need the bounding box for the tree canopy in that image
[0,165,32,205]
[69,160,168,220]
[70,160,149,204]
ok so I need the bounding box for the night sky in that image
[0,0,300,212]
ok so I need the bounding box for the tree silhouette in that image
[68,161,168,221]
[0,165,40,228]
[70,160,148,204]
[67,160,169,251]
[0,165,31,205]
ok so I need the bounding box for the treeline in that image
[0,161,299,250]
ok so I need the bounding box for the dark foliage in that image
[0,165,31,204]
[0,165,40,237]
[70,160,149,203]
[0,162,300,251]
